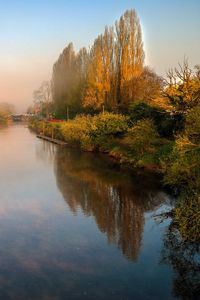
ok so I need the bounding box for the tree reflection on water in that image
[54,147,168,261]
[161,216,200,300]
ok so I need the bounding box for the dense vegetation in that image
[0,112,8,126]
[0,102,14,125]
[29,9,200,244]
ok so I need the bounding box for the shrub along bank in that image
[29,111,172,171]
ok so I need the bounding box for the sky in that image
[0,0,199,113]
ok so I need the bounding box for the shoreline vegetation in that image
[28,9,200,245]
[29,112,169,173]
[0,103,15,126]
[0,113,9,127]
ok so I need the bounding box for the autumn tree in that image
[52,43,76,117]
[33,81,52,118]
[122,67,164,105]
[52,43,90,118]
[82,9,145,111]
[164,59,200,113]
[115,9,144,108]
[52,9,146,115]
[82,27,114,110]
[82,36,104,109]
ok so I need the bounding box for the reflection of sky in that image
[0,0,200,111]
[0,126,60,217]
[0,125,175,299]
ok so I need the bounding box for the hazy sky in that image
[0,0,199,112]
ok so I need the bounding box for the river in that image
[0,124,178,299]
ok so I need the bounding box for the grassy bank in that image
[29,112,173,172]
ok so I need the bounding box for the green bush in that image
[92,112,129,136]
[60,112,129,151]
[129,102,157,122]
[29,119,63,140]
[128,101,179,138]
[44,122,63,139]
[163,104,200,194]
[163,135,200,192]
[185,104,200,143]
[174,194,200,242]
[90,112,129,150]
[156,140,174,161]
[124,119,159,156]
[61,115,94,150]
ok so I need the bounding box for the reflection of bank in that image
[54,147,167,261]
[162,223,200,299]
[35,139,57,164]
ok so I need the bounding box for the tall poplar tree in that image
[115,9,144,107]
[52,9,145,115]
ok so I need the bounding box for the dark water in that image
[0,125,178,299]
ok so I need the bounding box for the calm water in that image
[0,125,177,299]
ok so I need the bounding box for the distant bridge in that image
[11,114,34,122]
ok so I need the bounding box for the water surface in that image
[0,125,177,300]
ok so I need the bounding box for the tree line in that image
[32,9,163,118]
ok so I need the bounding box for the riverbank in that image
[29,111,200,244]
[29,113,172,173]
